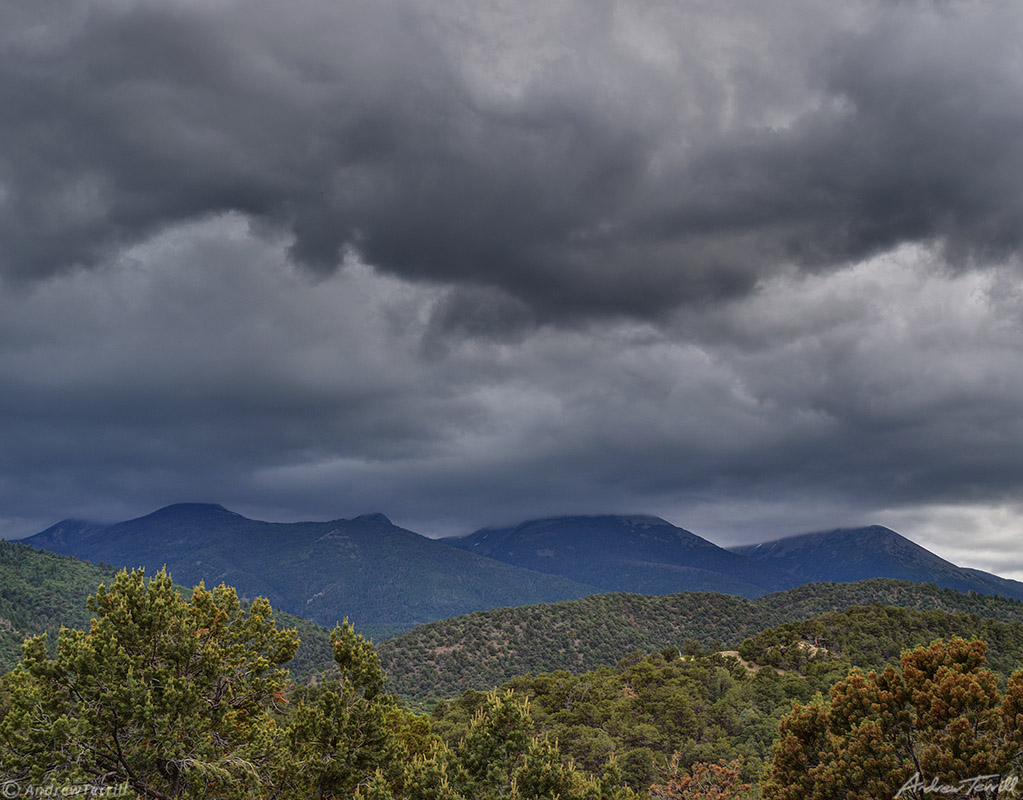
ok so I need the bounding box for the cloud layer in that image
[1,0,1022,578]
[4,1,1023,312]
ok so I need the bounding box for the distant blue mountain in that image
[729,525,1023,601]
[24,508,1023,641]
[24,504,598,640]
[443,514,793,596]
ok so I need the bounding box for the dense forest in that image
[378,580,1023,703]
[3,568,1022,799]
[0,541,117,674]
[427,606,1023,791]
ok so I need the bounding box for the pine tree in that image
[284,619,397,799]
[458,690,535,798]
[595,756,641,800]
[511,736,584,800]
[0,568,298,799]
[649,755,750,800]
[763,638,1023,800]
[400,744,468,800]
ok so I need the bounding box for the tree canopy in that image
[2,569,1021,800]
[764,638,1023,800]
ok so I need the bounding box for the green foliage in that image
[283,620,396,798]
[394,744,468,800]
[427,605,1023,797]
[0,540,335,682]
[379,579,1023,704]
[452,690,617,800]
[459,690,534,795]
[1,568,299,798]
[762,638,1023,800]
[6,567,1023,800]
[511,736,587,800]
[0,540,118,673]
[737,604,1023,676]
[430,651,810,793]
[349,689,630,800]
[1,570,615,800]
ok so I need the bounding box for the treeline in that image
[737,604,1023,676]
[0,569,633,799]
[3,568,1022,799]
[378,579,1023,703]
[427,606,1023,791]
[0,541,336,680]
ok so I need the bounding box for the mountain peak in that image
[730,526,1023,600]
[149,502,236,516]
[446,514,792,596]
[138,503,253,524]
[514,513,671,528]
[354,512,393,525]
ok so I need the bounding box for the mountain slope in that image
[444,514,792,596]
[736,603,1023,676]
[729,526,1023,600]
[25,504,599,640]
[0,540,115,674]
[0,540,335,679]
[377,578,1023,702]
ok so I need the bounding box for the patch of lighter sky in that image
[879,503,1023,582]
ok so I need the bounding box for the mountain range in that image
[24,504,595,639]
[18,504,1023,641]
[442,515,793,595]
[444,516,1023,601]
[6,531,1023,704]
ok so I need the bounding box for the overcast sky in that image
[2,0,1022,579]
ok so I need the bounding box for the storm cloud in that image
[4,0,1023,312]
[1,0,1022,579]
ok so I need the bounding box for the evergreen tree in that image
[458,690,535,798]
[0,568,298,799]
[763,638,1023,800]
[511,736,584,799]
[284,619,396,798]
[649,756,750,800]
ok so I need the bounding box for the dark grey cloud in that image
[2,0,1023,581]
[0,230,1021,580]
[3,0,1022,320]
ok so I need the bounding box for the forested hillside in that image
[4,568,1022,799]
[0,541,115,674]
[427,606,1023,789]
[0,540,335,680]
[737,603,1023,675]
[378,578,1023,702]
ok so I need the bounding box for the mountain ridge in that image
[729,525,1023,600]
[443,514,793,597]
[377,578,1023,701]
[23,504,600,640]
[21,506,1023,644]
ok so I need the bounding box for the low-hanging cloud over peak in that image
[3,0,1023,582]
